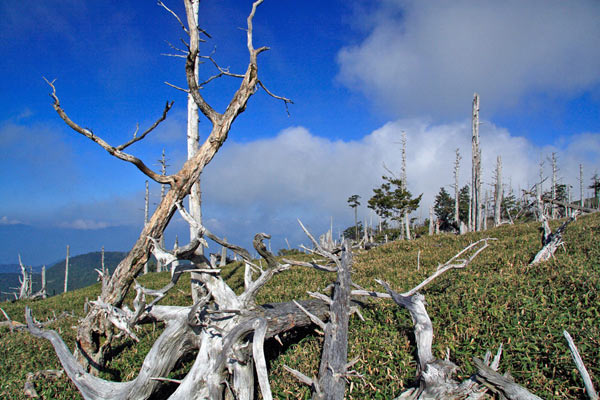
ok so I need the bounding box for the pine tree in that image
[368,176,421,228]
[434,187,455,231]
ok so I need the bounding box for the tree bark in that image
[471,93,481,231]
[64,245,69,293]
[454,148,460,224]
[494,155,502,227]
[68,0,292,369]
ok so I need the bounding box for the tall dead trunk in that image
[454,148,461,224]
[186,0,206,303]
[494,155,502,227]
[51,0,293,369]
[580,164,584,208]
[40,265,47,299]
[471,93,482,231]
[401,131,411,240]
[144,180,149,274]
[428,206,434,235]
[157,150,168,273]
[537,159,545,221]
[551,152,557,219]
[220,238,227,267]
[64,245,69,294]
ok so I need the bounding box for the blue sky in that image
[1,0,599,265]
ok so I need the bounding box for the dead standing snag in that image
[43,0,291,368]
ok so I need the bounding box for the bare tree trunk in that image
[45,0,292,370]
[64,245,69,294]
[471,93,482,231]
[220,237,227,268]
[401,131,411,240]
[40,265,47,299]
[580,163,584,207]
[157,150,168,273]
[537,159,545,221]
[454,148,461,224]
[18,255,31,299]
[551,152,557,219]
[468,184,473,231]
[144,180,149,274]
[483,190,489,230]
[428,206,434,235]
[494,155,502,227]
[187,0,206,303]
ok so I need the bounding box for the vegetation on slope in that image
[0,252,127,301]
[0,213,598,399]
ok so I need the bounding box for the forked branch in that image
[43,78,174,185]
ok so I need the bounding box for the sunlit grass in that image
[1,213,598,399]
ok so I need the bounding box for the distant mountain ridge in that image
[0,251,127,301]
[0,223,140,265]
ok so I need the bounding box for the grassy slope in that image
[0,252,127,301]
[0,213,598,399]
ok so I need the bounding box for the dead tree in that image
[580,164,584,208]
[182,0,207,303]
[16,255,32,299]
[453,148,461,225]
[494,155,502,227]
[428,206,434,236]
[401,131,412,240]
[353,238,543,399]
[563,330,598,400]
[41,0,291,368]
[27,208,332,400]
[284,228,356,400]
[550,153,558,219]
[530,210,580,265]
[471,93,482,231]
[157,149,169,273]
[144,181,150,274]
[64,245,70,293]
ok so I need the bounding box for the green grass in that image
[1,213,599,399]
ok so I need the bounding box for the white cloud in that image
[0,216,22,225]
[200,121,600,249]
[58,219,112,230]
[337,0,600,118]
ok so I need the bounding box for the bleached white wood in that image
[563,330,598,400]
[64,245,69,293]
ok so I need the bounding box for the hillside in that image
[0,251,127,301]
[0,213,598,399]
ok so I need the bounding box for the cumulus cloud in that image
[337,0,600,118]
[200,122,599,250]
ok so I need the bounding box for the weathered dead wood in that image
[563,330,598,400]
[26,215,332,400]
[285,236,355,400]
[474,358,543,400]
[530,211,580,265]
[471,93,482,232]
[23,369,64,398]
[56,0,292,369]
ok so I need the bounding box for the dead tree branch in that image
[563,330,598,400]
[43,78,174,185]
[530,211,580,265]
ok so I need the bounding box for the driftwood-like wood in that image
[285,234,355,400]
[23,369,64,398]
[40,0,292,369]
[530,211,580,265]
[367,238,545,399]
[26,213,331,400]
[471,93,482,232]
[563,330,598,400]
